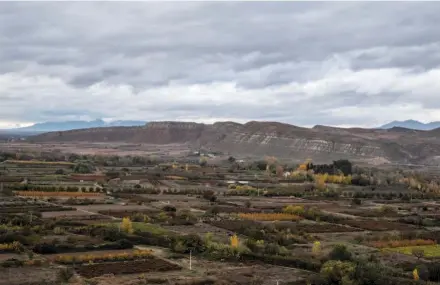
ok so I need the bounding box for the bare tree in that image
[412,248,425,260]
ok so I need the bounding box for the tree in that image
[230,234,239,248]
[413,268,419,281]
[328,244,352,261]
[321,260,356,285]
[312,241,321,255]
[206,206,219,217]
[412,248,425,260]
[121,217,133,234]
[73,162,94,174]
[199,157,207,167]
[202,190,216,201]
[276,165,284,177]
[333,159,352,175]
[416,264,429,281]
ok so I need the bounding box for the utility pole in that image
[189,249,192,270]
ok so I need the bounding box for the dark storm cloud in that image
[1,2,440,127]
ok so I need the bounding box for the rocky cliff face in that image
[29,121,440,164]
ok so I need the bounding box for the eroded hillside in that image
[29,121,440,164]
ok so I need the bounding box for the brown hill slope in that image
[29,121,440,164]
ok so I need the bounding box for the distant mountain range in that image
[29,120,440,165]
[379,120,440,130]
[0,119,147,134]
[1,118,439,135]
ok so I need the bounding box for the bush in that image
[162,205,177,212]
[241,253,321,272]
[57,267,74,283]
[174,234,206,254]
[202,190,216,201]
[1,258,24,268]
[352,198,362,205]
[328,244,352,261]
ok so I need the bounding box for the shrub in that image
[1,258,24,268]
[352,198,362,205]
[328,244,352,261]
[369,239,435,249]
[283,205,305,215]
[174,234,206,254]
[162,205,177,212]
[202,190,216,201]
[321,260,356,285]
[57,267,74,282]
[33,243,58,254]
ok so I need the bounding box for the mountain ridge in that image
[29,120,440,165]
[379,120,440,130]
[0,119,147,133]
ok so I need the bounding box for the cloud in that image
[1,2,440,128]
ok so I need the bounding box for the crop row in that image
[54,250,153,264]
[0,241,23,252]
[369,239,436,249]
[15,191,103,197]
[339,219,417,232]
[238,213,301,221]
[0,206,74,213]
[75,258,182,278]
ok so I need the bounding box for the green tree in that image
[321,260,356,285]
[328,244,352,261]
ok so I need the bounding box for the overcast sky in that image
[1,2,440,128]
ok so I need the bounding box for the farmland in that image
[384,245,440,258]
[1,149,440,284]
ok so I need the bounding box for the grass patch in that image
[101,222,171,235]
[384,244,440,258]
[132,223,171,235]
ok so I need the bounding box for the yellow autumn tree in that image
[230,234,239,248]
[312,241,321,255]
[315,174,327,191]
[121,217,133,234]
[298,159,312,171]
[413,268,419,281]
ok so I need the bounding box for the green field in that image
[384,245,440,258]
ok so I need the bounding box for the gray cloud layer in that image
[1,2,440,128]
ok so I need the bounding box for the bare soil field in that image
[163,223,233,242]
[0,267,61,285]
[42,210,97,218]
[44,249,144,261]
[40,234,104,246]
[0,253,24,262]
[75,204,156,212]
[75,258,182,278]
